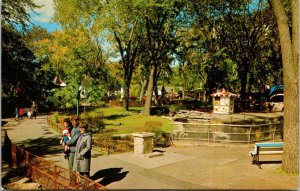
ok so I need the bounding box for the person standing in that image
[65,116,81,171]
[60,118,73,159]
[31,101,38,119]
[15,107,19,121]
[73,122,92,178]
[18,108,25,125]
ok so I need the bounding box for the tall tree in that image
[1,0,51,116]
[33,29,109,109]
[141,0,184,115]
[190,0,282,95]
[270,0,299,174]
[54,0,142,111]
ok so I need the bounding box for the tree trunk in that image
[240,65,248,97]
[139,79,147,102]
[123,80,130,111]
[144,66,155,116]
[271,0,299,174]
[182,85,185,99]
[153,79,159,105]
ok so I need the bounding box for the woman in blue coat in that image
[73,122,92,177]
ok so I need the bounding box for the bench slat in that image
[259,151,283,155]
[255,142,283,147]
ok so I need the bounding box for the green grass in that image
[91,106,176,134]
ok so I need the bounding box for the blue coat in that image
[66,125,81,153]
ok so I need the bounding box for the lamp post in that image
[77,86,83,116]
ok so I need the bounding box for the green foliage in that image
[168,104,184,113]
[1,24,54,116]
[51,112,60,123]
[144,121,166,146]
[81,111,105,134]
[2,0,40,29]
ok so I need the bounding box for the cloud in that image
[32,0,55,23]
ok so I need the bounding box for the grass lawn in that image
[92,106,176,134]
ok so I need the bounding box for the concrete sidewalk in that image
[2,115,298,189]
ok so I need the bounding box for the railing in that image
[47,118,62,133]
[2,130,107,190]
[171,122,283,144]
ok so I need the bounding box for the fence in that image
[2,129,107,190]
[171,122,283,144]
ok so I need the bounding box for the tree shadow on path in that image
[18,136,62,157]
[90,168,129,186]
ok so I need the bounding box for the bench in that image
[249,142,283,168]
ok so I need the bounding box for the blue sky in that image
[29,0,61,32]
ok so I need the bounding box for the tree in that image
[32,29,110,109]
[270,0,298,174]
[2,24,37,112]
[189,0,282,95]
[140,0,184,115]
[1,0,49,116]
[54,0,143,111]
[1,0,40,29]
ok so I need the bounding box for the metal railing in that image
[171,122,283,144]
[2,129,107,190]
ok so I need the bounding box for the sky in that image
[29,0,61,32]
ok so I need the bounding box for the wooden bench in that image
[249,142,283,168]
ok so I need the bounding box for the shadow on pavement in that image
[20,136,62,157]
[90,168,129,186]
[1,161,24,186]
[2,121,8,126]
[256,160,282,169]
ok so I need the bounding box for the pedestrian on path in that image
[15,108,19,121]
[66,116,81,171]
[73,122,92,178]
[18,108,25,125]
[31,101,38,119]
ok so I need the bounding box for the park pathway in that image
[2,114,298,189]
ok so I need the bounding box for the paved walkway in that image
[2,114,299,189]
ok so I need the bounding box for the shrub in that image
[81,111,105,134]
[52,112,60,123]
[144,121,165,146]
[168,104,184,113]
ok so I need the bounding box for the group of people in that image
[15,101,38,122]
[60,116,92,178]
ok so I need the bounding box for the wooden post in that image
[248,127,252,144]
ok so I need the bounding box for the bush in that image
[168,104,184,113]
[81,111,105,134]
[52,112,60,123]
[144,121,165,146]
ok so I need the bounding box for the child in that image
[27,109,32,119]
[15,108,19,121]
[60,128,71,159]
[19,108,24,119]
